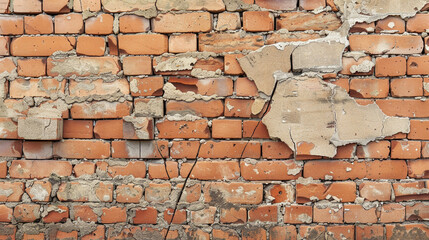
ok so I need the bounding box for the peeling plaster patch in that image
[350,60,375,73]
[261,76,409,157]
[154,57,197,72]
[292,42,345,72]
[238,45,295,95]
[163,82,219,102]
[251,98,266,115]
[343,51,367,61]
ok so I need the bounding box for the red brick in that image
[166,100,224,118]
[74,162,95,177]
[0,205,12,222]
[359,181,392,201]
[157,119,210,139]
[407,55,429,75]
[267,184,294,203]
[212,119,242,139]
[255,0,296,10]
[94,120,123,139]
[169,141,199,159]
[119,15,150,33]
[248,205,277,222]
[212,229,240,240]
[63,120,93,139]
[10,78,64,98]
[54,13,83,34]
[299,0,325,10]
[42,205,69,223]
[269,226,298,240]
[297,182,356,203]
[313,203,343,223]
[169,34,197,53]
[349,78,389,98]
[277,12,341,31]
[356,140,390,159]
[76,36,105,56]
[107,161,146,178]
[406,203,429,221]
[23,233,44,240]
[386,224,429,239]
[243,120,269,139]
[101,207,126,223]
[13,0,41,13]
[408,159,429,178]
[72,205,98,222]
[391,78,423,97]
[191,207,216,224]
[14,204,40,222]
[82,226,104,240]
[122,56,152,75]
[262,141,293,159]
[17,58,46,77]
[0,16,23,35]
[344,204,378,223]
[380,203,405,223]
[0,161,6,178]
[53,140,110,159]
[73,0,101,12]
[85,14,113,35]
[241,160,301,180]
[133,207,158,224]
[130,77,163,96]
[204,182,263,205]
[375,56,406,77]
[349,35,423,54]
[23,141,53,159]
[304,160,366,180]
[198,140,260,158]
[220,207,247,224]
[152,12,212,33]
[242,227,267,240]
[376,16,405,33]
[391,140,421,159]
[145,183,171,203]
[71,101,132,119]
[180,160,239,180]
[10,36,75,57]
[10,160,72,179]
[177,183,201,203]
[199,33,264,53]
[407,14,429,32]
[0,182,23,202]
[243,11,274,32]
[216,12,240,31]
[366,160,407,179]
[326,226,354,240]
[118,34,168,55]
[224,54,244,75]
[356,225,384,240]
[299,226,325,239]
[43,0,69,13]
[0,140,22,157]
[393,181,429,201]
[148,162,178,179]
[164,208,186,224]
[116,184,143,203]
[224,98,266,118]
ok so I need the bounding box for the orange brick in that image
[17,58,46,77]
[63,120,93,139]
[101,207,126,223]
[212,119,242,139]
[70,101,132,119]
[344,204,378,223]
[108,161,146,178]
[130,76,163,96]
[313,204,343,223]
[43,0,69,13]
[255,0,296,10]
[43,205,69,223]
[0,182,24,201]
[199,140,260,158]
[356,225,384,240]
[284,205,312,224]
[157,119,210,139]
[340,56,374,76]
[145,183,171,203]
[366,160,407,179]
[13,0,41,13]
[356,141,390,159]
[10,36,75,57]
[169,34,197,53]
[169,140,200,159]
[203,182,263,205]
[393,181,429,201]
[380,203,405,223]
[54,13,83,34]
[235,77,258,96]
[181,160,239,180]
[148,161,178,179]
[0,118,17,139]
[391,140,421,159]
[376,99,429,118]
[299,0,325,10]
[0,0,8,13]
[407,14,429,32]
[133,207,158,224]
[76,36,105,56]
[243,11,274,32]
[53,140,110,159]
[0,16,23,35]
[304,160,366,180]
[0,140,22,157]
[375,56,406,77]
[14,204,40,222]
[123,56,152,75]
[74,162,95,177]
[0,161,6,178]
[224,98,266,118]
[277,12,341,31]
[376,16,405,33]
[216,12,240,31]
[407,56,429,75]
[152,12,212,33]
[166,100,224,118]
[359,181,392,201]
[23,141,53,159]
[119,15,150,33]
[0,205,12,222]
[94,120,123,139]
[297,182,356,203]
[262,141,293,159]
[85,14,114,35]
[199,33,263,53]
[248,205,277,222]
[225,54,244,75]
[0,36,9,55]
[118,34,168,55]
[241,160,301,180]
[349,78,389,98]
[73,0,101,12]
[410,120,429,141]
[220,207,247,224]
[107,35,118,55]
[111,140,168,159]
[267,184,294,203]
[349,35,423,54]
[10,78,64,98]
[10,160,72,179]
[167,77,232,96]
[116,184,143,203]
[391,78,423,97]
[191,207,216,224]
[243,120,270,139]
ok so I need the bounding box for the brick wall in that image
[0,0,428,239]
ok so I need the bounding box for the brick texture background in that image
[0,0,428,239]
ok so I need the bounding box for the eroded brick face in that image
[0,0,428,239]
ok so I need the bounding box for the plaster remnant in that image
[238,45,295,95]
[49,56,121,77]
[163,82,219,102]
[251,98,266,115]
[134,99,164,118]
[261,75,409,157]
[343,51,367,61]
[292,42,345,72]
[154,57,197,72]
[350,60,375,73]
[17,118,63,140]
[29,184,49,202]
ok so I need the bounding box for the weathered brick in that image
[54,13,83,34]
[116,184,143,203]
[391,78,423,97]
[255,0,297,10]
[69,79,129,97]
[180,161,240,180]
[17,117,63,140]
[152,12,212,33]
[70,101,132,119]
[344,204,378,223]
[241,160,301,180]
[101,0,155,12]
[199,33,264,53]
[375,56,406,77]
[248,205,277,222]
[47,56,120,77]
[11,36,75,56]
[13,0,41,13]
[359,181,392,201]
[407,14,429,32]
[85,14,113,35]
[57,181,113,202]
[0,16,23,35]
[169,34,197,53]
[119,15,150,33]
[216,12,240,31]
[377,99,429,118]
[130,76,164,97]
[43,0,69,13]
[349,35,423,54]
[204,182,263,204]
[145,182,171,203]
[53,140,110,159]
[134,207,158,224]
[76,36,106,56]
[118,34,168,55]
[23,141,53,159]
[17,58,46,77]
[0,182,24,201]
[277,12,341,31]
[14,204,40,222]
[0,140,22,157]
[73,0,101,12]
[156,0,225,12]
[199,140,260,158]
[157,120,210,139]
[297,182,356,203]
[63,120,93,139]
[123,56,152,75]
[243,11,274,32]
[304,160,366,180]
[10,78,64,98]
